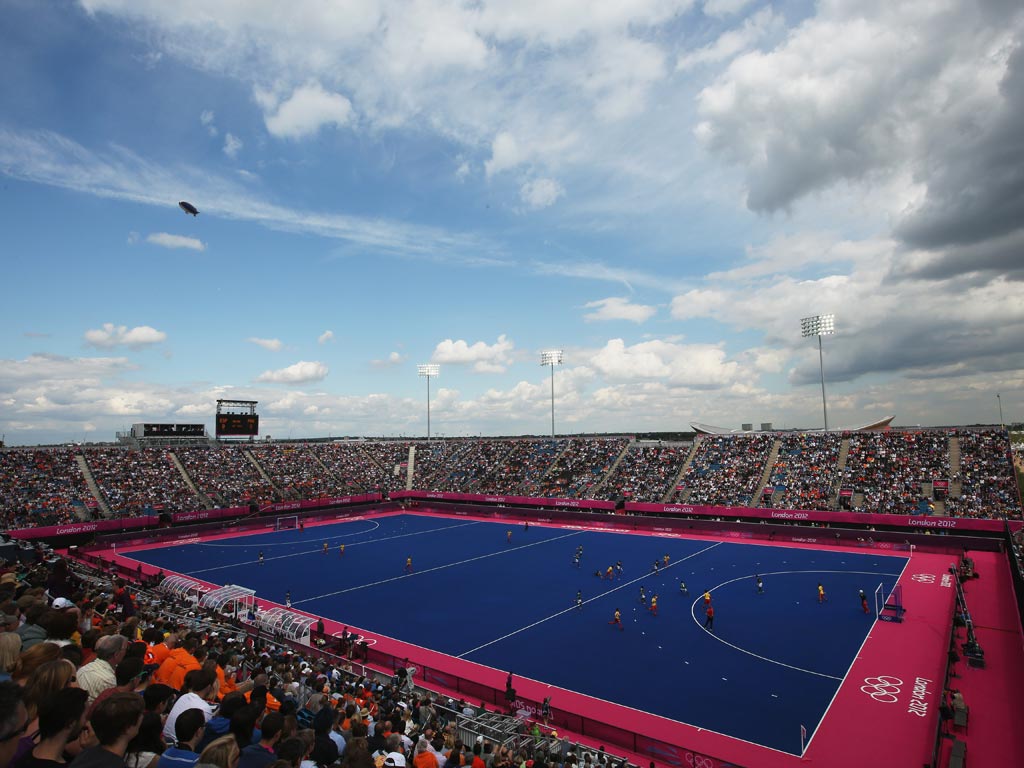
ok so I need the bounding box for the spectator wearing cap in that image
[18,686,89,768]
[164,670,217,743]
[0,615,19,635]
[157,709,206,768]
[79,636,130,705]
[69,692,145,768]
[384,752,406,768]
[237,712,282,768]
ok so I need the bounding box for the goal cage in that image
[875,582,906,623]
[275,515,299,531]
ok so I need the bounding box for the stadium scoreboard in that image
[132,423,206,438]
[216,413,259,437]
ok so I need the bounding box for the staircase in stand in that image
[949,435,962,498]
[245,450,284,499]
[830,437,851,509]
[406,445,416,490]
[169,451,213,510]
[753,439,782,506]
[589,439,632,498]
[661,439,701,503]
[75,453,113,518]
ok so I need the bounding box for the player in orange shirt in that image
[405,556,413,573]
[649,594,658,616]
[609,608,624,631]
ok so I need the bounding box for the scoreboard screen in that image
[216,414,259,437]
[141,423,205,438]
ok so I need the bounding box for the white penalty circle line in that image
[691,568,904,681]
[456,541,724,658]
[192,519,382,547]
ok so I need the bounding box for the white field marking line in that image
[185,520,484,575]
[294,529,584,605]
[800,554,913,756]
[691,569,904,682]
[194,519,381,547]
[456,541,723,658]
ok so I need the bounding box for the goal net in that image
[875,582,906,623]
[275,515,299,531]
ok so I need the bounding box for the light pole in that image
[417,364,439,440]
[800,314,835,431]
[997,393,1004,429]
[540,350,563,437]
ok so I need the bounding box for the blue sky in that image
[1,0,1022,445]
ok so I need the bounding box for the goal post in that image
[275,515,299,531]
[875,582,906,623]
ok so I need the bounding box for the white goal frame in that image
[275,515,299,531]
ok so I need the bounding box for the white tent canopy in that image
[199,584,256,616]
[157,574,207,602]
[256,607,316,645]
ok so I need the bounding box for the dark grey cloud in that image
[789,314,1024,386]
[894,42,1024,252]
[890,229,1024,282]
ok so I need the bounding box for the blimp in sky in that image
[178,201,199,216]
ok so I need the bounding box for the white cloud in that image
[146,232,206,251]
[485,133,523,177]
[247,337,283,352]
[520,178,565,209]
[590,338,741,387]
[84,323,167,349]
[432,334,515,373]
[371,351,405,368]
[702,0,755,18]
[262,82,354,139]
[318,330,335,345]
[583,297,657,323]
[677,8,780,71]
[255,360,329,384]
[223,132,243,158]
[200,109,217,136]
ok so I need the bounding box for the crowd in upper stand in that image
[592,446,688,503]
[669,435,775,508]
[0,556,589,768]
[85,450,197,518]
[0,430,1020,529]
[0,450,92,530]
[763,434,841,511]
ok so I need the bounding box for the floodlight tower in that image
[800,314,835,431]
[997,393,1004,429]
[417,364,440,440]
[540,350,564,437]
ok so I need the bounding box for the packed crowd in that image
[174,449,277,510]
[592,445,689,503]
[520,440,627,499]
[669,435,774,507]
[0,556,613,768]
[762,434,841,511]
[0,450,92,530]
[0,430,1020,530]
[85,449,198,517]
[946,430,1019,518]
[839,432,952,515]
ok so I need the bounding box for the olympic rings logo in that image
[861,676,903,703]
[912,574,935,583]
[683,752,716,768]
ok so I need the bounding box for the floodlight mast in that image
[417,364,440,440]
[800,314,835,431]
[540,350,564,437]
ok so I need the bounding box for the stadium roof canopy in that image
[690,416,895,435]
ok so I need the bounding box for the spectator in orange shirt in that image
[155,635,200,690]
